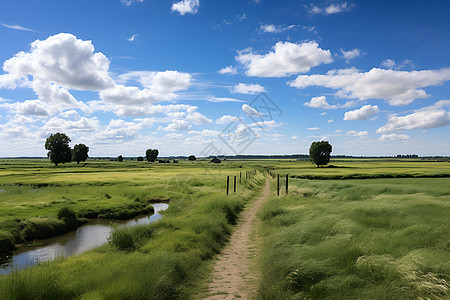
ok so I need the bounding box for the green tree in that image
[45,133,72,166]
[188,155,196,161]
[72,144,89,164]
[117,155,123,162]
[145,149,159,162]
[309,141,332,167]
[137,156,144,161]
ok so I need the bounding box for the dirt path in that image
[202,179,270,300]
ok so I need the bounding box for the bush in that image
[0,230,15,253]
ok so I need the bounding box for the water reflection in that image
[0,203,168,275]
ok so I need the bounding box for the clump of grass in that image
[0,230,15,253]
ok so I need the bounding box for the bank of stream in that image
[0,203,168,275]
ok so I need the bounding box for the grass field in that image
[0,158,449,299]
[258,177,450,299]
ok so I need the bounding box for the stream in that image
[0,203,168,275]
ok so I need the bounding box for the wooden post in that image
[286,174,288,194]
[246,171,248,180]
[227,176,229,195]
[234,176,236,193]
[277,174,280,196]
[239,172,241,184]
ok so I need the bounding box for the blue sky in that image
[0,0,449,157]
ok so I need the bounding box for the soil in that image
[202,179,270,299]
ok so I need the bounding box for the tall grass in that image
[0,164,264,299]
[258,178,450,299]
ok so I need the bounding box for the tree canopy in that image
[117,155,123,162]
[72,144,89,164]
[45,133,72,166]
[145,149,159,162]
[188,155,196,161]
[309,141,332,167]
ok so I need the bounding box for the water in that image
[0,203,168,275]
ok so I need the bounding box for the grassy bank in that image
[0,159,250,254]
[258,177,450,299]
[0,159,264,299]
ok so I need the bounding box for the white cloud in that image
[218,65,237,74]
[377,110,450,133]
[237,41,333,77]
[127,34,138,42]
[216,115,239,124]
[289,68,450,105]
[2,100,54,116]
[242,104,264,117]
[159,119,192,131]
[307,127,319,130]
[260,24,296,34]
[378,133,410,141]
[327,119,334,123]
[171,0,200,15]
[185,108,212,125]
[42,116,100,133]
[346,130,368,137]
[304,96,337,109]
[232,83,266,94]
[1,23,36,32]
[188,129,221,137]
[100,85,162,105]
[309,2,353,15]
[2,33,114,91]
[344,105,380,120]
[341,48,361,62]
[121,0,143,6]
[381,59,396,69]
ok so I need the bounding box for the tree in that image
[309,141,332,167]
[72,144,89,164]
[137,156,144,161]
[188,155,196,161]
[117,155,123,162]
[45,133,72,166]
[145,149,159,162]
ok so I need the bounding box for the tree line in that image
[46,132,332,168]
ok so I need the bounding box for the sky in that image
[0,0,449,157]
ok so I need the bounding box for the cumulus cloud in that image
[171,0,200,15]
[237,41,333,77]
[218,65,237,74]
[2,100,54,116]
[242,104,264,117]
[304,96,337,109]
[216,115,239,124]
[381,59,396,69]
[160,119,192,131]
[232,83,266,94]
[341,48,361,62]
[307,127,319,130]
[259,24,296,34]
[378,133,410,141]
[377,110,450,133]
[344,105,380,120]
[2,33,114,90]
[289,67,450,105]
[42,116,100,133]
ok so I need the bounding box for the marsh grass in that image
[258,178,450,299]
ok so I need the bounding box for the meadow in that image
[258,176,449,299]
[0,158,449,299]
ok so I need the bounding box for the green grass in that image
[258,177,450,299]
[0,159,264,299]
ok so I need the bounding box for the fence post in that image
[240,172,241,184]
[227,176,229,195]
[246,171,248,180]
[234,176,237,193]
[277,174,280,196]
[286,174,288,194]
